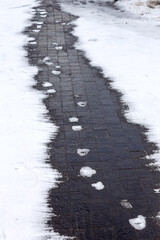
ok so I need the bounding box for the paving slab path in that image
[26,0,160,239]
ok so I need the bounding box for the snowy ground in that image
[0,0,70,239]
[61,0,160,166]
[61,0,160,216]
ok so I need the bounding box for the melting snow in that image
[77,148,90,156]
[47,89,56,94]
[43,57,51,62]
[33,29,40,33]
[69,117,79,123]
[29,41,37,44]
[77,101,87,107]
[42,82,53,87]
[129,215,146,230]
[91,181,104,190]
[55,65,61,69]
[52,70,61,75]
[120,200,133,209]
[80,167,96,178]
[61,0,160,174]
[55,46,63,50]
[154,188,160,194]
[72,125,82,131]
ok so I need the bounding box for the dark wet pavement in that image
[26,0,160,239]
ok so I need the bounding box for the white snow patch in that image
[43,82,53,87]
[91,181,104,190]
[56,65,61,69]
[129,215,146,230]
[55,46,63,50]
[32,21,43,25]
[28,37,35,41]
[43,56,51,62]
[29,41,37,45]
[77,101,87,107]
[52,70,61,75]
[0,0,72,239]
[69,117,79,123]
[154,188,160,194]
[37,25,42,29]
[72,125,82,131]
[77,148,90,156]
[80,167,96,178]
[120,200,133,209]
[33,29,40,33]
[47,89,56,94]
[45,61,54,66]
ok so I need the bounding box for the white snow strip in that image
[77,148,90,156]
[80,167,96,178]
[69,117,79,123]
[43,82,53,87]
[33,29,40,33]
[32,21,43,25]
[91,181,104,190]
[29,41,37,44]
[52,70,61,75]
[28,37,35,41]
[72,125,82,131]
[0,0,72,239]
[77,101,87,107]
[47,89,56,94]
[120,200,133,209]
[129,215,146,230]
[56,65,61,69]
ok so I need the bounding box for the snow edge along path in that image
[61,2,160,165]
[61,0,160,219]
[0,0,71,239]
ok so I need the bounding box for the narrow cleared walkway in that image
[27,0,160,239]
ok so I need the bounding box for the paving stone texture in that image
[26,0,160,239]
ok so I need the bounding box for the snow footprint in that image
[91,182,104,190]
[55,46,63,51]
[52,70,61,75]
[129,215,146,230]
[80,166,96,178]
[47,89,56,94]
[77,101,87,107]
[69,117,79,123]
[42,82,53,87]
[77,148,90,156]
[120,200,133,209]
[42,57,53,66]
[72,126,82,131]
